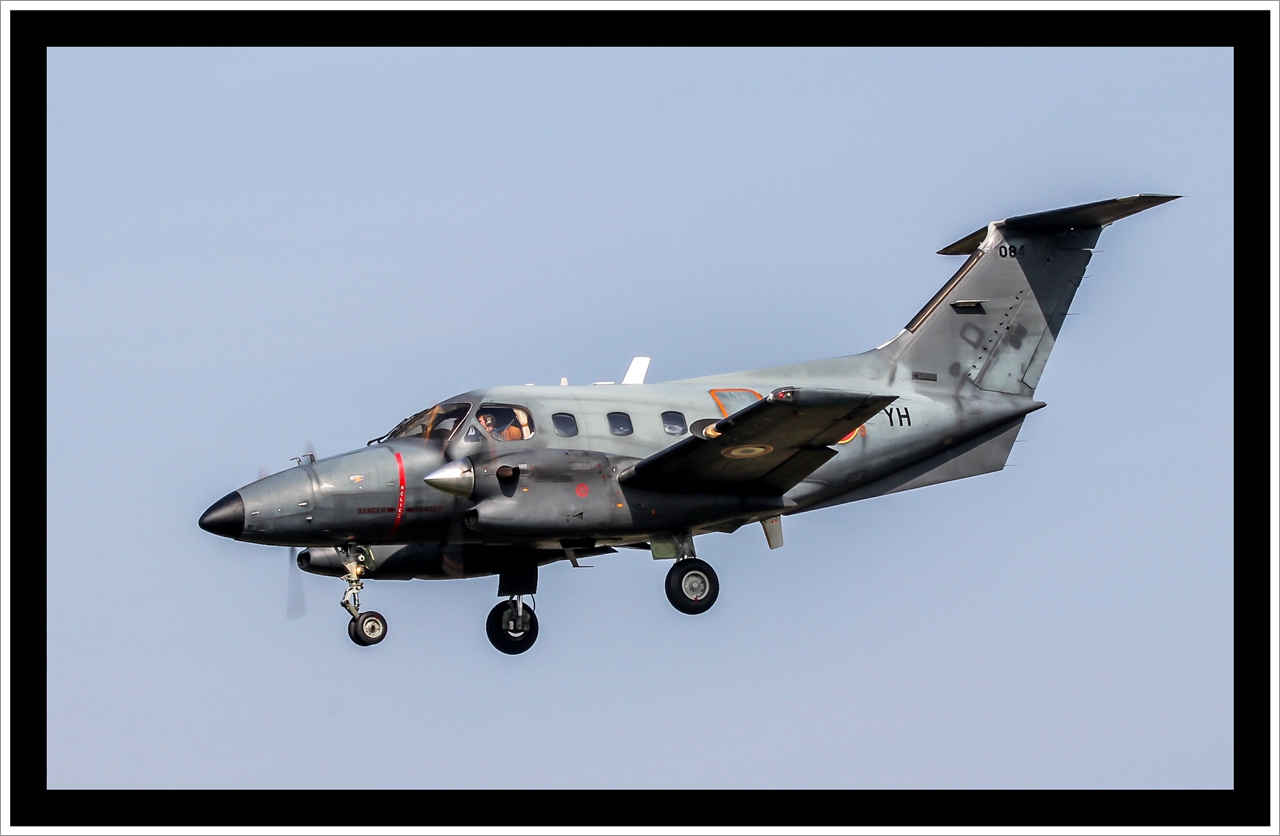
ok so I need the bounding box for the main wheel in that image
[355,611,387,645]
[348,617,365,646]
[665,558,719,615]
[486,601,539,655]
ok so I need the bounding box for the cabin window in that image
[607,412,634,436]
[709,388,762,417]
[662,411,688,436]
[476,405,535,441]
[552,413,579,437]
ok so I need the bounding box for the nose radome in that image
[199,491,245,539]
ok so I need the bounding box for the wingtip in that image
[937,226,988,256]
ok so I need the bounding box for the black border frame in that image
[15,8,1268,828]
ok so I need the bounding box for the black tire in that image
[356,611,387,645]
[485,601,539,655]
[348,617,366,645]
[665,558,719,615]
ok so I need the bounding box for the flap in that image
[619,387,896,496]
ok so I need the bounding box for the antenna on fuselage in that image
[622,356,651,385]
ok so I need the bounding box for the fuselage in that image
[200,345,1041,555]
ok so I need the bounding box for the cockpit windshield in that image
[401,402,472,441]
[369,402,472,445]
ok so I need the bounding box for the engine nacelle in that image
[453,447,641,539]
[460,448,774,538]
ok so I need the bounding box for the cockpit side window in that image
[393,402,472,442]
[476,405,535,441]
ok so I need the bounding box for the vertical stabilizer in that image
[881,195,1177,395]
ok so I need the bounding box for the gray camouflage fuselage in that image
[201,194,1177,585]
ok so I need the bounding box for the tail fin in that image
[881,194,1178,395]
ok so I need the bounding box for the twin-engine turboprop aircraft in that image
[200,194,1177,654]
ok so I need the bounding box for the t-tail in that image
[880,194,1179,394]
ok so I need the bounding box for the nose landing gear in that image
[486,596,539,655]
[340,546,387,647]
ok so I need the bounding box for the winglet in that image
[622,356,651,385]
[938,194,1181,255]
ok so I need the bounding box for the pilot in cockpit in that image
[502,416,526,441]
[476,407,530,441]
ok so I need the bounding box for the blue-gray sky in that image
[46,47,1232,789]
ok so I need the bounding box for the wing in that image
[618,387,896,496]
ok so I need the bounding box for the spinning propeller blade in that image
[287,546,307,620]
[260,461,309,620]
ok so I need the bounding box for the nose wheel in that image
[348,611,388,646]
[665,557,719,615]
[486,596,539,655]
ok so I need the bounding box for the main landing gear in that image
[487,564,539,654]
[486,596,539,655]
[665,557,720,615]
[339,545,387,647]
[652,531,719,615]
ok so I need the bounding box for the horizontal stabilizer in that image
[938,194,1180,255]
[620,387,895,496]
[805,412,1037,510]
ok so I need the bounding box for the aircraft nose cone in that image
[199,491,245,539]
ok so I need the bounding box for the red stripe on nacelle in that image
[390,452,406,536]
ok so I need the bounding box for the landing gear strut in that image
[486,596,539,655]
[665,557,719,615]
[339,546,387,646]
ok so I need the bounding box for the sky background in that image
[45,48,1233,789]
